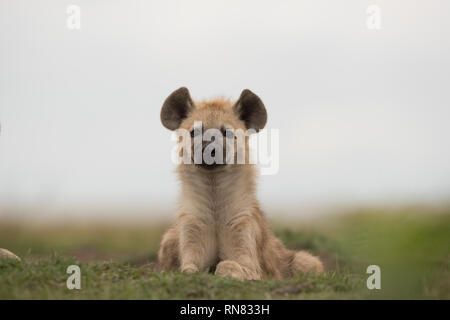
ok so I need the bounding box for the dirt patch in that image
[271,281,314,295]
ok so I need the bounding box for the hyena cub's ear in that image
[160,87,195,130]
[233,89,267,132]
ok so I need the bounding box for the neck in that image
[177,165,258,218]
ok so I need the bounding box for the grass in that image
[0,257,362,299]
[0,206,449,299]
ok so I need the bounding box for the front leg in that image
[177,213,217,273]
[216,214,262,280]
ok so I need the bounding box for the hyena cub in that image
[158,87,324,280]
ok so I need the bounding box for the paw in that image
[181,264,199,274]
[293,251,324,274]
[215,261,246,281]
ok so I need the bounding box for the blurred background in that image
[1,0,449,221]
[0,0,449,299]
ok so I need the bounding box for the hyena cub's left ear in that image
[233,89,267,132]
[160,87,195,130]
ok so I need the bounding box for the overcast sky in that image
[1,1,449,218]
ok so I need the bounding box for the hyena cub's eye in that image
[190,128,201,138]
[221,127,235,139]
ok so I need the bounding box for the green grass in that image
[0,256,363,299]
[0,206,449,299]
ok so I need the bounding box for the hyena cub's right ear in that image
[160,87,195,130]
[233,89,267,132]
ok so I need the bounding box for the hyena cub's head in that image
[160,87,267,171]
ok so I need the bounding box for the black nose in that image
[198,142,222,170]
[201,143,215,157]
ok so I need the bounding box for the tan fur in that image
[158,94,324,280]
